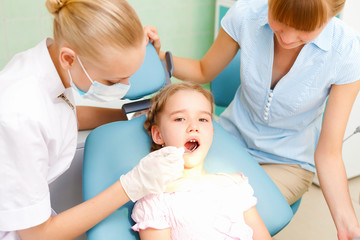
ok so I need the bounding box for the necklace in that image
[58,93,75,111]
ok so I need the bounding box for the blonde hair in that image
[268,0,345,31]
[144,82,214,152]
[46,0,144,61]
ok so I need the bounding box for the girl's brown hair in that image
[46,0,144,62]
[268,0,345,31]
[144,82,214,152]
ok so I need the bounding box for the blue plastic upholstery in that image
[124,43,166,100]
[210,50,241,108]
[290,197,302,214]
[83,116,293,239]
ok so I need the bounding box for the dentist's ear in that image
[151,125,165,145]
[59,47,76,70]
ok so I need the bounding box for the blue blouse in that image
[219,0,360,172]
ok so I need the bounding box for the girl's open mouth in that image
[184,139,199,153]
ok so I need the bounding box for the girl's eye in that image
[175,118,185,122]
[199,118,209,122]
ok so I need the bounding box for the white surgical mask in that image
[68,56,130,102]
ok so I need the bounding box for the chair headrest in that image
[124,43,166,100]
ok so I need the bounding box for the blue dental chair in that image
[82,44,294,240]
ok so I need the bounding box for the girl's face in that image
[268,12,327,49]
[151,90,214,169]
[70,40,147,92]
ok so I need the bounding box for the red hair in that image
[268,0,345,31]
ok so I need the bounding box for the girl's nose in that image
[186,120,199,133]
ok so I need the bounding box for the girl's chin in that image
[183,156,205,169]
[183,158,197,166]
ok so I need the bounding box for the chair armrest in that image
[160,51,173,85]
[165,51,174,79]
[121,99,151,116]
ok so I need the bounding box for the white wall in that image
[340,0,360,179]
[342,0,360,33]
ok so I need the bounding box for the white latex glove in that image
[120,146,184,202]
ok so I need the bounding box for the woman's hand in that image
[337,227,360,240]
[120,147,184,201]
[144,25,161,55]
[315,80,360,240]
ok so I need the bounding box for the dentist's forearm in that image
[77,106,127,130]
[50,181,130,239]
[18,181,130,240]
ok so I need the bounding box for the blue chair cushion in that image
[210,50,241,108]
[125,43,166,100]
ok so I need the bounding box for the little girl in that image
[131,82,271,240]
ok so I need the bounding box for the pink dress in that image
[131,175,257,239]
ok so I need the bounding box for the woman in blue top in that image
[148,0,360,239]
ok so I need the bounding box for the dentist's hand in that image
[144,25,161,54]
[120,146,184,202]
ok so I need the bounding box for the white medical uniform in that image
[0,38,77,239]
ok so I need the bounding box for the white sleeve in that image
[0,114,51,231]
[221,0,250,43]
[334,37,360,85]
[131,194,170,231]
[238,180,257,211]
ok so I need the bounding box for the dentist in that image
[0,0,183,239]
